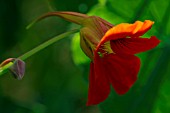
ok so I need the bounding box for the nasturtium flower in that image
[35,12,160,106]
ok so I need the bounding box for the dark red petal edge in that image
[87,57,110,106]
[102,54,140,95]
[110,36,160,55]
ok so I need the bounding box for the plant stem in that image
[0,62,13,76]
[18,29,79,60]
[0,29,79,76]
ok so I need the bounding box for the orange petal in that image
[99,20,154,45]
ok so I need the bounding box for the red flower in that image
[34,12,160,106]
[87,20,160,105]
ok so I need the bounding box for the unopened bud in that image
[9,59,25,80]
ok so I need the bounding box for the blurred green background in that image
[0,0,170,113]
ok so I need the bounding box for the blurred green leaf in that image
[1,0,170,113]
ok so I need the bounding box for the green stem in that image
[0,62,14,76]
[18,29,79,60]
[0,29,79,76]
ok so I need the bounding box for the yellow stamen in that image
[97,41,115,58]
[102,41,114,54]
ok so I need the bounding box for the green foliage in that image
[0,0,170,113]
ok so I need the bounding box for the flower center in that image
[97,41,114,58]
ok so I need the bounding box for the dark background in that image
[0,0,170,113]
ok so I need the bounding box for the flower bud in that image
[31,12,114,60]
[9,59,25,80]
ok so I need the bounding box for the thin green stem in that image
[0,29,79,76]
[18,29,79,60]
[0,62,13,76]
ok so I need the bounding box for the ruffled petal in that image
[87,53,140,105]
[110,36,160,54]
[102,54,140,95]
[99,20,154,46]
[87,57,110,106]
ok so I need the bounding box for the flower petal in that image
[87,53,140,105]
[87,59,110,106]
[110,36,160,54]
[102,54,140,95]
[99,20,154,46]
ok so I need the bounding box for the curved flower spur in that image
[29,12,160,106]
